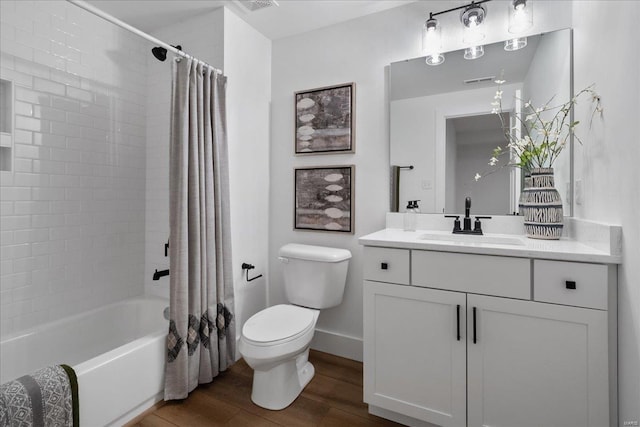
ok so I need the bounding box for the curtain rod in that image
[66,0,223,74]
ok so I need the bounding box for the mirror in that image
[390,28,572,215]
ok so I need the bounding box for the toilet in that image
[239,243,352,410]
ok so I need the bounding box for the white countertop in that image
[359,228,622,264]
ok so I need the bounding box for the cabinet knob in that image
[381,262,388,270]
[565,280,577,290]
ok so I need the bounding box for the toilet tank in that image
[278,244,352,309]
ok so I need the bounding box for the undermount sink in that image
[418,233,526,246]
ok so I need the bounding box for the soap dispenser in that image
[403,200,417,232]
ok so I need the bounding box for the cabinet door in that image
[363,281,466,427]
[467,294,609,427]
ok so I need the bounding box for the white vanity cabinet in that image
[362,246,617,427]
[363,280,467,427]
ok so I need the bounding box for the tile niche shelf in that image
[0,78,13,172]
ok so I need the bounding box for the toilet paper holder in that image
[242,263,262,282]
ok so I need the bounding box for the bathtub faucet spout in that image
[153,269,169,280]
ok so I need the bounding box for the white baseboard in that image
[369,405,439,427]
[310,328,363,362]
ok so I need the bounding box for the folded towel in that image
[0,364,79,427]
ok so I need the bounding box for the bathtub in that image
[0,296,168,426]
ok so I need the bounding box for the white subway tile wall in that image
[0,0,149,337]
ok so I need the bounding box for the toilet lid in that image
[242,304,315,344]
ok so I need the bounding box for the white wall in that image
[0,0,148,338]
[522,29,572,212]
[144,8,271,342]
[572,2,640,424]
[270,1,573,360]
[222,8,272,341]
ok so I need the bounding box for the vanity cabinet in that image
[363,281,467,427]
[363,247,616,427]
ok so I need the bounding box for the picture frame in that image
[294,82,355,155]
[294,165,354,233]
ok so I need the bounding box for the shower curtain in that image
[164,57,235,400]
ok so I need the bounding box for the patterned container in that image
[518,168,563,239]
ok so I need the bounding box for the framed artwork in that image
[294,165,354,233]
[294,82,355,155]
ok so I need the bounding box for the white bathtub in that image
[0,296,168,426]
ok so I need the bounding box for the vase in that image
[518,167,563,240]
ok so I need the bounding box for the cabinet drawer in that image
[534,260,609,310]
[412,251,531,299]
[363,247,410,285]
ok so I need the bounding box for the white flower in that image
[525,114,535,122]
[494,90,503,100]
[491,108,499,114]
[491,101,500,107]
[535,107,543,114]
[474,173,482,181]
[524,100,532,108]
[494,79,506,84]
[489,157,498,166]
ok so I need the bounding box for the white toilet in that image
[239,243,352,410]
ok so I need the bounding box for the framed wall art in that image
[294,165,354,233]
[294,82,355,155]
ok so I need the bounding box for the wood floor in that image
[130,350,402,427]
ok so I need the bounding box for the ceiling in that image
[87,0,417,40]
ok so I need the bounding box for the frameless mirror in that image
[390,28,572,215]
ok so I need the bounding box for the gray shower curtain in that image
[164,57,235,400]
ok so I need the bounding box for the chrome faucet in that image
[445,197,491,235]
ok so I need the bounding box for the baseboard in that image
[310,328,363,362]
[369,405,440,427]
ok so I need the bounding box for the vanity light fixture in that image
[505,0,533,51]
[461,3,487,44]
[464,45,485,60]
[508,0,533,33]
[461,3,487,60]
[422,15,444,66]
[421,0,492,65]
[504,37,527,51]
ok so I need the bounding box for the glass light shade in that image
[509,0,533,34]
[504,37,528,51]
[461,4,486,44]
[422,18,444,65]
[425,54,445,66]
[464,45,484,60]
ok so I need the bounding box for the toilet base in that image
[250,349,315,410]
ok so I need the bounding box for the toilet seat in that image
[242,304,316,346]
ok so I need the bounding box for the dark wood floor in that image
[129,350,402,427]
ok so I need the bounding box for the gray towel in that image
[0,365,78,427]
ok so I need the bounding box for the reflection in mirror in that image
[390,28,572,216]
[446,113,511,215]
